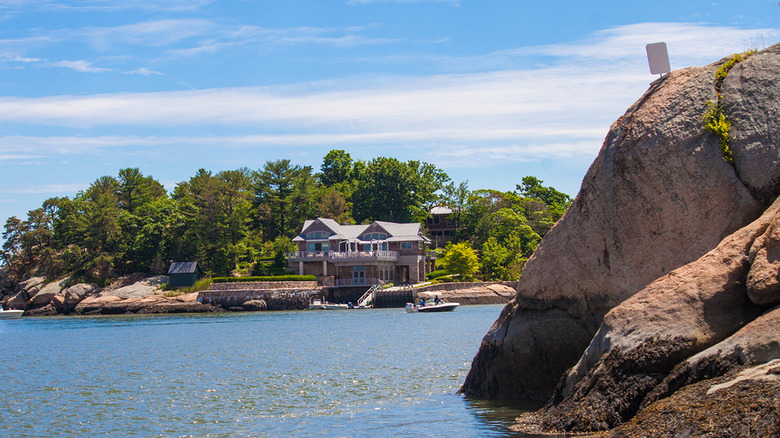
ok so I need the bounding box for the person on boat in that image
[434,296,440,306]
[419,298,426,307]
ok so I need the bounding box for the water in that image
[0,305,537,437]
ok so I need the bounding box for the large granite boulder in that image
[98,275,167,299]
[461,45,780,401]
[27,279,66,309]
[513,199,780,433]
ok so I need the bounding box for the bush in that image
[426,269,448,280]
[163,277,213,295]
[211,275,316,283]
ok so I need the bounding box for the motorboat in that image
[418,301,459,312]
[406,291,459,313]
[0,305,24,319]
[405,301,459,313]
[308,298,351,310]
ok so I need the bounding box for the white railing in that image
[329,250,398,259]
[287,250,398,260]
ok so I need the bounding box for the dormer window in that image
[305,231,330,240]
[362,232,387,240]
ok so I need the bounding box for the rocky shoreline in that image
[0,274,514,316]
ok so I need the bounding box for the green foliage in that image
[480,237,525,281]
[703,99,734,164]
[714,49,757,81]
[352,157,450,223]
[320,149,354,187]
[0,142,571,290]
[440,242,480,280]
[163,277,213,295]
[704,49,757,165]
[426,269,448,280]
[211,275,316,283]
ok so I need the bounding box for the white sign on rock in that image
[646,42,671,75]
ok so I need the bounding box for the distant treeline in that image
[1,150,571,285]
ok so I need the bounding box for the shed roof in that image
[168,262,199,275]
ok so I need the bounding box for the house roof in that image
[430,206,452,215]
[295,218,429,243]
[168,262,199,275]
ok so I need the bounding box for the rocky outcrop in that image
[461,45,780,402]
[73,292,221,315]
[417,282,516,305]
[513,199,780,433]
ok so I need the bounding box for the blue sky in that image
[1,0,779,227]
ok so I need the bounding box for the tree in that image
[320,149,353,187]
[117,168,166,213]
[440,242,480,280]
[316,189,354,224]
[352,157,450,223]
[253,160,313,240]
[517,176,572,221]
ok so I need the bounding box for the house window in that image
[401,242,413,250]
[306,231,330,239]
[433,216,440,224]
[362,232,387,240]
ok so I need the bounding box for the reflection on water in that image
[0,305,540,437]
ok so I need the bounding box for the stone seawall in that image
[197,288,320,310]
[209,281,318,291]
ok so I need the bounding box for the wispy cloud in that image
[346,0,460,6]
[50,59,111,72]
[0,0,214,14]
[0,22,776,170]
[6,183,87,194]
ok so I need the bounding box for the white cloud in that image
[6,183,87,194]
[0,22,776,170]
[123,67,164,76]
[50,59,111,72]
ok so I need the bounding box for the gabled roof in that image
[168,262,200,275]
[374,221,426,242]
[294,218,429,243]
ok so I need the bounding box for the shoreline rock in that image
[489,43,780,434]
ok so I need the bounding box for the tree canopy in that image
[0,151,572,285]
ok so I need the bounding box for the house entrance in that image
[353,267,366,285]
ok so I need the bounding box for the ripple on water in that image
[1,306,534,437]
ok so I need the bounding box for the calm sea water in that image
[0,305,539,437]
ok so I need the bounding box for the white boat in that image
[308,298,351,310]
[405,301,460,313]
[0,305,24,319]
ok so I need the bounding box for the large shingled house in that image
[288,218,436,286]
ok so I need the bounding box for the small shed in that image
[168,262,202,288]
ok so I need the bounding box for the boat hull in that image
[0,309,24,319]
[413,302,460,313]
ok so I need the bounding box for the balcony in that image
[287,250,399,263]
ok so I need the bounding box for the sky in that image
[1,0,779,227]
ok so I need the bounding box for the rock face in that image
[514,200,780,433]
[461,45,780,401]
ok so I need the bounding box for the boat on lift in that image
[308,297,351,310]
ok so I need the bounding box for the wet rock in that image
[243,300,268,311]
